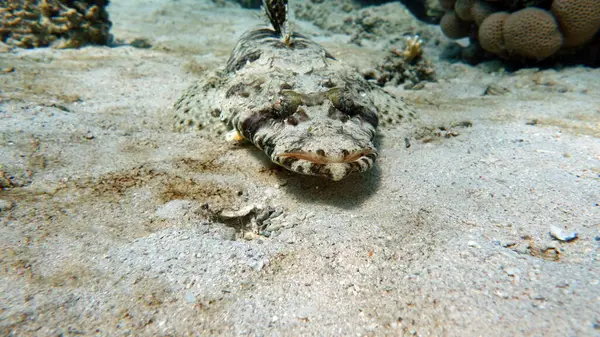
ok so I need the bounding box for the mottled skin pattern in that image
[173,26,417,180]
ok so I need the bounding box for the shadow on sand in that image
[267,160,382,210]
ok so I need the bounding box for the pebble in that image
[0,199,14,212]
[269,208,283,220]
[503,266,519,276]
[220,204,255,219]
[255,207,272,223]
[467,241,481,249]
[129,38,152,49]
[513,243,530,255]
[0,42,12,53]
[530,293,545,300]
[484,83,511,96]
[499,239,517,247]
[494,290,509,299]
[549,226,578,242]
[266,222,287,232]
[248,259,265,271]
[184,290,196,304]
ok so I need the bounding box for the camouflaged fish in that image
[172,0,417,181]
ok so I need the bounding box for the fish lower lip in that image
[277,149,375,164]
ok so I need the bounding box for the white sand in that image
[1,1,599,335]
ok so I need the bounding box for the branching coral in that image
[393,34,424,62]
[0,0,112,49]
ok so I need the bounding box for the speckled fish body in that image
[172,1,416,180]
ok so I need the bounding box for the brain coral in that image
[437,0,599,64]
[0,0,112,48]
[478,12,509,55]
[472,0,497,25]
[551,0,600,47]
[454,0,476,21]
[503,7,563,60]
[438,0,457,11]
[440,10,472,39]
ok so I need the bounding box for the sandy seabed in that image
[1,0,599,336]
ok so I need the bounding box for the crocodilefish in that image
[173,0,416,180]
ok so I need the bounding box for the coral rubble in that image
[365,35,436,89]
[0,0,112,49]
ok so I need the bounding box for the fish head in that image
[241,88,379,181]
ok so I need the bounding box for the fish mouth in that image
[271,148,378,181]
[276,148,376,164]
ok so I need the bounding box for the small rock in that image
[525,119,538,126]
[266,222,287,232]
[549,226,578,242]
[0,42,12,53]
[269,208,283,220]
[255,206,273,224]
[483,84,511,96]
[500,239,517,247]
[541,247,560,261]
[494,290,509,299]
[513,243,530,255]
[130,38,152,49]
[530,293,545,300]
[220,205,255,219]
[248,259,265,271]
[184,290,196,304]
[0,199,14,212]
[468,241,481,249]
[503,266,519,276]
